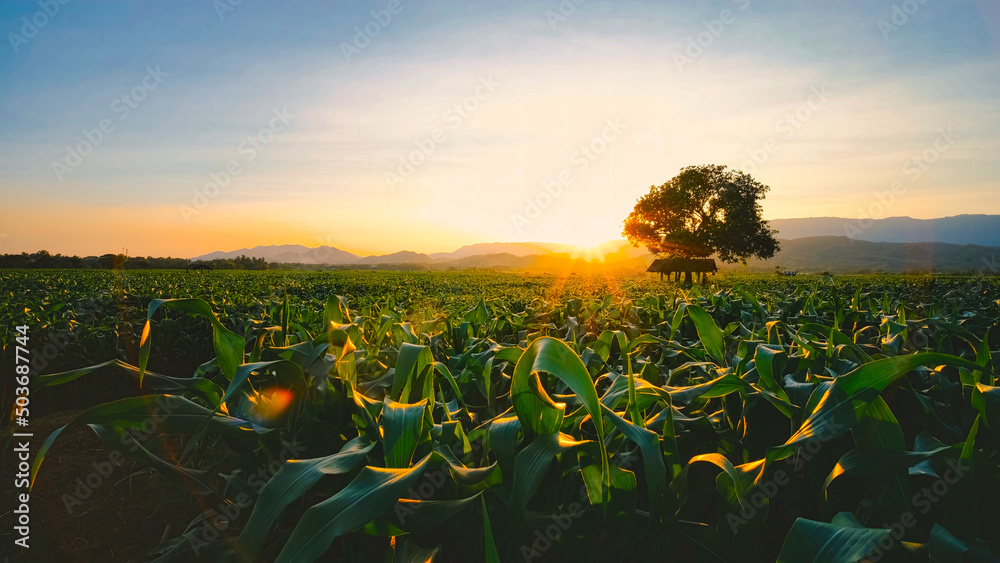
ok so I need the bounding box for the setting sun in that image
[569,241,614,262]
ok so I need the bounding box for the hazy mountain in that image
[308,246,362,264]
[192,244,360,264]
[193,244,355,264]
[434,253,534,269]
[428,242,570,260]
[192,245,435,265]
[356,251,432,264]
[615,236,999,274]
[769,215,1000,246]
[196,242,575,264]
[725,236,1000,273]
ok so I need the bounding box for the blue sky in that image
[1,0,998,256]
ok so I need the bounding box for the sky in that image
[0,0,998,258]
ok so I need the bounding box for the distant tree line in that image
[273,262,427,271]
[0,250,269,270]
[0,251,439,271]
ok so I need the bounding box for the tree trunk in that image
[684,271,693,285]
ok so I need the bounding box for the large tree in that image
[623,164,780,265]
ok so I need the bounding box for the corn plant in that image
[17,273,1000,562]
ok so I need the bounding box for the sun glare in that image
[570,241,613,261]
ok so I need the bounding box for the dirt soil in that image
[2,410,204,562]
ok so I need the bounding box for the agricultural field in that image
[3,269,1000,562]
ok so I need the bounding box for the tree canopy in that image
[622,164,780,264]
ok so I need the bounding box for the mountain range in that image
[191,215,1000,273]
[768,214,1000,247]
[192,242,586,265]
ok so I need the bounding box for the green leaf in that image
[139,298,245,385]
[366,495,482,536]
[381,399,429,469]
[927,523,997,562]
[777,515,896,563]
[392,343,433,400]
[665,372,750,404]
[323,294,349,327]
[482,496,501,563]
[33,359,224,406]
[274,455,434,563]
[511,337,603,437]
[941,416,979,543]
[488,415,521,481]
[753,345,791,402]
[510,337,611,511]
[686,305,727,366]
[579,447,637,518]
[823,445,956,500]
[235,436,374,560]
[769,353,987,463]
[976,328,992,385]
[851,397,910,525]
[602,404,666,514]
[510,432,590,515]
[686,453,763,514]
[972,383,1000,430]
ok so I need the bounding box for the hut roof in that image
[646,257,718,273]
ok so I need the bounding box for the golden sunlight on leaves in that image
[829,463,846,482]
[140,320,151,346]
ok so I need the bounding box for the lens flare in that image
[249,387,294,421]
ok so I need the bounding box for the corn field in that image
[6,271,1000,562]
